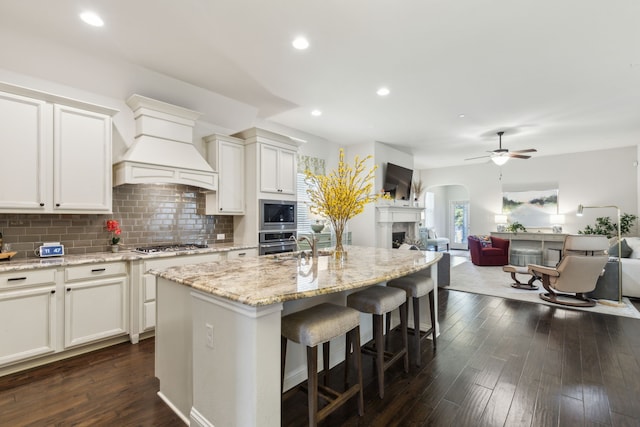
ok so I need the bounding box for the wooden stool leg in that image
[281,336,287,393]
[307,346,318,427]
[344,331,351,386]
[322,342,330,386]
[400,302,409,373]
[412,296,421,367]
[353,326,364,416]
[373,314,385,399]
[429,290,437,350]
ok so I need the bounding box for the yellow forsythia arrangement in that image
[305,149,383,254]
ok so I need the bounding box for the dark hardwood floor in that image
[1,290,639,426]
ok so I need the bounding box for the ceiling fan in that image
[465,131,537,165]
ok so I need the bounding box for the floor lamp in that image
[576,204,623,306]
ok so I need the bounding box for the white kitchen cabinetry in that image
[0,83,117,214]
[0,269,57,367]
[204,134,245,215]
[64,262,128,348]
[130,252,224,343]
[259,143,296,196]
[230,128,301,245]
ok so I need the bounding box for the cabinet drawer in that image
[0,269,56,288]
[65,262,127,282]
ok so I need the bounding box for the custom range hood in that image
[113,95,217,190]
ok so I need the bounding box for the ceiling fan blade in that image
[511,148,537,154]
[507,154,531,159]
[464,155,491,161]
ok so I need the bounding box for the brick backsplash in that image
[0,184,233,259]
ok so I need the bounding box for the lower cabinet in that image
[63,262,128,348]
[0,270,57,366]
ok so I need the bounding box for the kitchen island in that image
[152,246,442,426]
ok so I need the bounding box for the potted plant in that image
[106,219,122,252]
[578,213,637,238]
[411,179,424,207]
[505,221,527,233]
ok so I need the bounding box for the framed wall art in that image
[502,187,558,228]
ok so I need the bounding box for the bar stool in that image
[281,303,364,427]
[386,273,437,367]
[347,286,408,399]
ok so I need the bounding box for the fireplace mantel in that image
[377,205,423,223]
[376,205,423,248]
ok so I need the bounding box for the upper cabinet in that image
[233,128,299,202]
[204,134,245,215]
[259,143,296,196]
[0,83,118,214]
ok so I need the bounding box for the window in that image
[296,155,326,232]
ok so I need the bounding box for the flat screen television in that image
[383,162,413,201]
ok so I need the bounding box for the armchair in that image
[468,235,510,266]
[528,235,609,307]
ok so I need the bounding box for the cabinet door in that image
[54,105,112,212]
[64,277,127,348]
[260,144,280,194]
[218,140,245,213]
[277,148,296,195]
[0,286,56,366]
[0,92,48,211]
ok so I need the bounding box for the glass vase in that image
[331,221,347,261]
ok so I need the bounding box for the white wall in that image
[420,146,639,237]
[346,142,414,247]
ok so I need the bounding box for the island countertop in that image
[151,245,442,306]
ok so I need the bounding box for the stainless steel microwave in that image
[259,199,297,231]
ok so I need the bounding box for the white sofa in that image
[617,237,640,298]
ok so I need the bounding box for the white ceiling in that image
[2,0,639,169]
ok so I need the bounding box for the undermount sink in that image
[271,250,332,262]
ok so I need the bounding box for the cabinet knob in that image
[55,203,61,207]
[40,202,45,207]
[51,290,56,294]
[220,208,223,211]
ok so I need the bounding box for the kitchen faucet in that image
[289,235,318,260]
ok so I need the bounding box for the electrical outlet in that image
[205,323,214,349]
[216,233,225,240]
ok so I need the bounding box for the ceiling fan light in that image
[491,155,509,166]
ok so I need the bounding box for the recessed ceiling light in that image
[311,109,322,117]
[376,87,390,97]
[292,37,309,50]
[80,11,104,27]
[458,114,466,118]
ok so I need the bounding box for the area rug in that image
[447,260,640,319]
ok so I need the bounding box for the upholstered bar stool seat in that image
[386,273,436,367]
[281,303,363,426]
[347,286,408,399]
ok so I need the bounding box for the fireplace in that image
[376,205,423,249]
[392,232,406,249]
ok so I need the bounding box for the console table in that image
[491,232,567,266]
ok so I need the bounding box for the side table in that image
[587,258,620,301]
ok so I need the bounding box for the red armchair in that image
[468,235,510,266]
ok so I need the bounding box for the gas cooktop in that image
[134,243,209,254]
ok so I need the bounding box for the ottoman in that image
[510,247,543,267]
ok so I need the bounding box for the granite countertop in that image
[0,243,257,273]
[152,246,442,307]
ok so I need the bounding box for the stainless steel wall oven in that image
[258,230,297,255]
